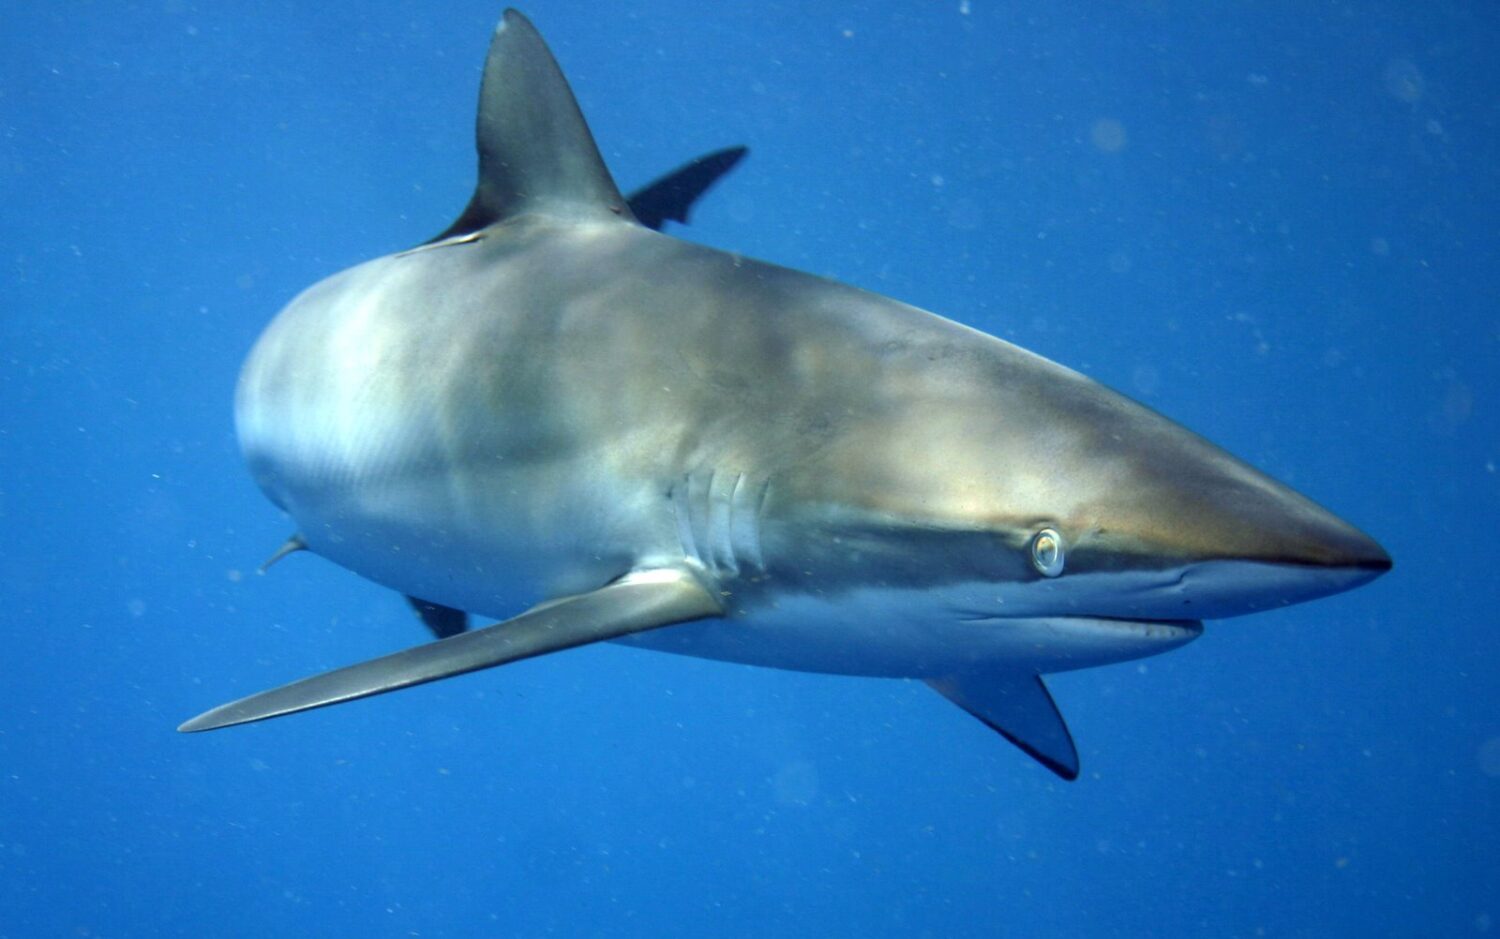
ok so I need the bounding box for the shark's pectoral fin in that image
[405,595,469,639]
[626,146,748,232]
[179,568,722,733]
[926,673,1080,781]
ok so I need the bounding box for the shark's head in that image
[970,357,1391,625]
[766,301,1390,652]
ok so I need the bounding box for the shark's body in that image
[185,11,1390,778]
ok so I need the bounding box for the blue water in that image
[2,2,1495,936]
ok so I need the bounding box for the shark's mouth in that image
[949,613,1206,667]
[958,611,1202,631]
[1056,615,1206,642]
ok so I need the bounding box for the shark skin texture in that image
[182,10,1390,780]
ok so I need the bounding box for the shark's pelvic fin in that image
[405,595,469,639]
[626,146,749,232]
[435,8,631,241]
[926,673,1081,781]
[258,533,307,574]
[179,568,721,733]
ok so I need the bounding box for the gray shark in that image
[181,10,1390,779]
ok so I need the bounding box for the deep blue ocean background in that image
[3,2,1496,936]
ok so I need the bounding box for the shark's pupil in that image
[1031,529,1065,577]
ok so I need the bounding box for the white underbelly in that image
[283,466,685,616]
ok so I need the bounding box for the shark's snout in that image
[1211,473,1391,574]
[1269,503,1392,583]
[1083,446,1393,620]
[1173,490,1390,619]
[1011,380,1395,622]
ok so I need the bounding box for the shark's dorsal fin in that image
[436,9,632,240]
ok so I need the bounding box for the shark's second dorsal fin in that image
[437,9,632,240]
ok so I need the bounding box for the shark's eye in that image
[1030,528,1065,577]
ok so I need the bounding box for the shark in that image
[180,10,1391,779]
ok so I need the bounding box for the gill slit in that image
[671,467,766,578]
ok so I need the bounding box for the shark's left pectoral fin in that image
[926,673,1080,780]
[179,568,722,733]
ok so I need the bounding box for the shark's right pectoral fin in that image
[926,673,1080,781]
[179,568,722,733]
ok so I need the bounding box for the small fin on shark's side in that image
[179,568,722,733]
[258,533,307,574]
[406,595,469,639]
[926,673,1080,780]
[626,146,748,232]
[434,9,631,242]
